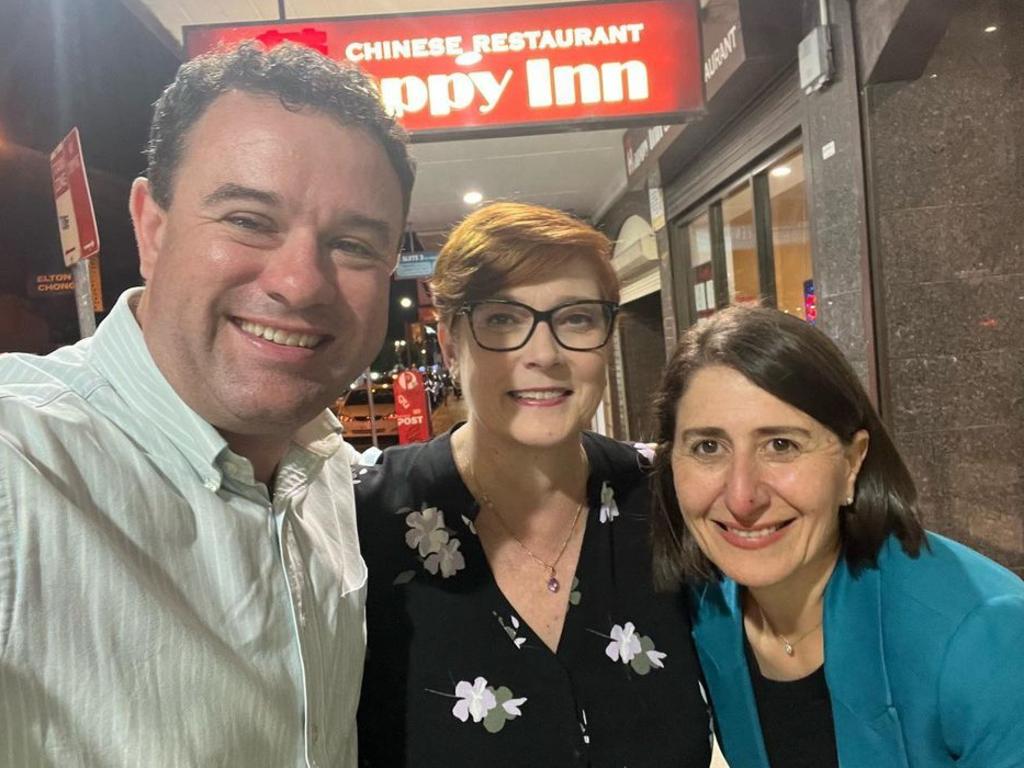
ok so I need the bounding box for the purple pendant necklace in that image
[468,448,587,594]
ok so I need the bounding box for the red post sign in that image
[394,369,432,444]
[184,0,703,139]
[49,128,100,267]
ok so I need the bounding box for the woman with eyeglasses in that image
[354,202,712,767]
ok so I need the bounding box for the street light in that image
[399,297,413,309]
[393,339,408,368]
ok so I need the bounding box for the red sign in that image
[49,128,100,267]
[803,278,817,324]
[394,369,432,444]
[184,0,703,139]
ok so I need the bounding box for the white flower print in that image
[632,634,669,674]
[452,677,497,723]
[400,504,466,580]
[495,612,527,649]
[579,708,591,745]
[502,696,527,717]
[405,505,449,556]
[595,621,668,675]
[442,679,527,734]
[599,481,619,523]
[605,622,642,663]
[424,537,466,578]
[646,647,667,669]
[632,442,657,464]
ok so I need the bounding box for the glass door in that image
[766,150,814,320]
[686,211,715,319]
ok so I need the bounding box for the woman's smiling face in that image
[670,365,868,590]
[440,255,611,451]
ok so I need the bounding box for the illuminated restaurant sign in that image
[184,0,703,139]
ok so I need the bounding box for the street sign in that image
[50,127,100,267]
[395,251,438,280]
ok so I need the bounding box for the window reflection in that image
[768,151,814,320]
[687,212,715,318]
[722,183,759,305]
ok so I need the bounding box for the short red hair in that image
[431,202,618,325]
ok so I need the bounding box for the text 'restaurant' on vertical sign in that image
[184,0,703,139]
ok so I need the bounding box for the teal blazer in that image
[691,533,1024,767]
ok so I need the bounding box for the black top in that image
[354,429,712,768]
[744,636,839,768]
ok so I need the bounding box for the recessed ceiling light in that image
[984,25,998,32]
[399,297,413,309]
[770,166,792,178]
[463,191,483,205]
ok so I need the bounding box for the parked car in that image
[334,384,399,445]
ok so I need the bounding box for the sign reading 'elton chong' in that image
[184,0,703,139]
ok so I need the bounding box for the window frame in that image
[672,140,807,326]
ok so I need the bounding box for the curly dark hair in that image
[144,41,415,215]
[650,305,925,588]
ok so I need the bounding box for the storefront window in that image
[673,143,813,327]
[722,184,759,305]
[687,212,715,318]
[768,151,814,320]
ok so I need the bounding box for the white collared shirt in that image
[0,288,366,767]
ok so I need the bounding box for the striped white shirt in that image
[0,288,366,767]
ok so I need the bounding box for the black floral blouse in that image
[354,428,713,767]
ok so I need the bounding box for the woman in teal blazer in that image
[649,306,1024,768]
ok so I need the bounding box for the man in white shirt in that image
[0,41,413,767]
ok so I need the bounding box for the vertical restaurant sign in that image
[184,0,703,139]
[49,128,100,267]
[700,0,745,100]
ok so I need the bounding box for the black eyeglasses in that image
[457,299,619,352]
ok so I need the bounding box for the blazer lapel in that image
[691,581,771,768]
[825,555,910,768]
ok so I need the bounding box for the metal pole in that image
[277,0,287,21]
[364,368,379,449]
[70,260,96,338]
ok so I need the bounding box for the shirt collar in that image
[88,288,344,492]
[293,410,345,459]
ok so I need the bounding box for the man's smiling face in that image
[132,91,405,437]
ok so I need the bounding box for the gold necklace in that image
[464,446,588,595]
[759,605,823,657]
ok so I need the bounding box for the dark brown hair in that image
[431,201,618,325]
[145,41,415,216]
[651,305,925,588]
